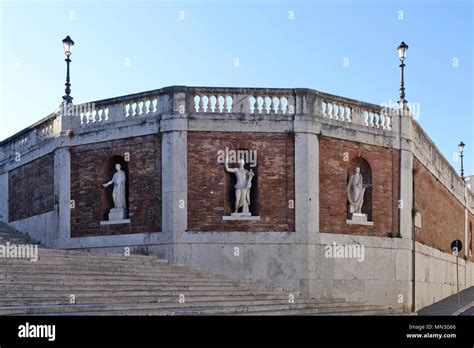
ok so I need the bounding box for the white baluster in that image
[253,96,259,114]
[262,96,269,114]
[150,99,156,113]
[277,97,283,114]
[270,97,276,114]
[198,95,204,112]
[205,95,211,112]
[339,105,345,121]
[222,96,228,113]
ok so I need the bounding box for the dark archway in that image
[100,155,129,221]
[469,221,472,258]
[347,157,372,221]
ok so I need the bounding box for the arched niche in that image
[100,155,129,221]
[347,157,372,221]
[224,147,259,216]
[469,221,473,257]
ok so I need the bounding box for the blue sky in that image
[1,0,472,174]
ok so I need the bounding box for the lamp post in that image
[62,35,75,105]
[397,41,409,106]
[459,141,465,181]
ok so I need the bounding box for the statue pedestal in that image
[109,208,126,221]
[231,212,251,217]
[351,213,367,222]
[100,208,130,225]
[346,213,373,226]
[223,213,260,221]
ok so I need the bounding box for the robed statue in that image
[224,157,255,215]
[103,163,127,210]
[347,166,371,214]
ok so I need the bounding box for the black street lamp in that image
[397,41,409,106]
[62,35,75,104]
[459,141,465,181]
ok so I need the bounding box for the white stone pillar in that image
[399,111,414,239]
[294,129,320,237]
[398,109,415,312]
[399,150,413,238]
[293,90,320,295]
[54,147,71,249]
[161,90,188,260]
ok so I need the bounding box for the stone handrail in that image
[411,118,470,204]
[0,86,401,164]
[0,85,471,209]
[0,112,59,162]
[312,90,397,130]
[186,87,296,115]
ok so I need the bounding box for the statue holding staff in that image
[224,157,254,215]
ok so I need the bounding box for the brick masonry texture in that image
[70,135,161,237]
[319,136,400,237]
[187,131,295,232]
[8,153,54,221]
[414,159,468,258]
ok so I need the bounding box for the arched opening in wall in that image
[347,157,372,221]
[100,155,129,221]
[470,222,472,258]
[224,147,259,216]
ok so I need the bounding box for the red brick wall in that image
[187,132,295,232]
[414,159,465,257]
[319,136,400,237]
[70,135,161,237]
[8,153,54,221]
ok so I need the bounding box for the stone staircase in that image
[0,222,401,315]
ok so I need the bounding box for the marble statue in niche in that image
[103,163,127,220]
[224,157,255,216]
[347,166,371,222]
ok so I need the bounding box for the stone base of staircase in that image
[0,222,402,316]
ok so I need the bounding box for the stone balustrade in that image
[411,119,469,203]
[124,95,164,118]
[0,113,59,162]
[78,106,109,125]
[316,92,395,130]
[0,86,470,208]
[188,87,295,115]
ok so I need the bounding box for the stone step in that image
[0,269,273,290]
[0,273,243,283]
[0,288,293,298]
[0,294,320,307]
[0,262,186,272]
[0,278,259,287]
[0,263,230,276]
[0,256,169,266]
[0,268,270,290]
[0,299,371,315]
[0,283,275,292]
[0,237,40,244]
[31,248,169,261]
[0,244,167,261]
[12,302,392,316]
[236,306,402,316]
[0,272,254,287]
